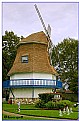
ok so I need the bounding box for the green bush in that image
[45,101,55,109]
[38,93,54,103]
[56,100,72,109]
[35,100,45,108]
[55,101,66,109]
[38,93,78,103]
[60,100,72,107]
[62,93,78,102]
[35,99,72,109]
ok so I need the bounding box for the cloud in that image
[2,2,78,45]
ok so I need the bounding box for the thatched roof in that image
[18,31,48,46]
[8,31,58,76]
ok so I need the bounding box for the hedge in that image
[35,100,73,109]
[38,93,54,103]
[62,93,78,102]
[38,93,78,102]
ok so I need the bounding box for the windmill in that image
[34,4,53,65]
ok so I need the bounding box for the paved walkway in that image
[3,110,58,120]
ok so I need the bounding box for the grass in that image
[19,110,78,119]
[2,103,78,120]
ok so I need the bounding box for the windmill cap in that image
[17,31,48,46]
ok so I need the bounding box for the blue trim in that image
[56,80,62,88]
[3,80,10,88]
[3,79,62,89]
[6,85,57,89]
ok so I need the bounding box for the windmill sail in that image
[34,4,48,36]
[47,24,51,37]
[34,4,53,65]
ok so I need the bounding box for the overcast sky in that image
[2,2,78,45]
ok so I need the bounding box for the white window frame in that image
[21,55,28,63]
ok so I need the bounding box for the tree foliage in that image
[2,31,20,81]
[52,38,78,93]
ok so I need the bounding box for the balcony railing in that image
[3,79,62,89]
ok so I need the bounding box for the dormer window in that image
[21,55,28,63]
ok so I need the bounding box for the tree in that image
[2,31,20,81]
[52,38,78,94]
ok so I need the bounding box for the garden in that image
[2,103,78,120]
[3,94,78,120]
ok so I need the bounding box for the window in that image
[21,55,28,63]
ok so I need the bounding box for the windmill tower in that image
[3,5,62,104]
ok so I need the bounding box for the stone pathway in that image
[3,110,57,120]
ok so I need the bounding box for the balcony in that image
[3,79,62,89]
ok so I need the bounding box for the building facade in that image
[3,31,62,103]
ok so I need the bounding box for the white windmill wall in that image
[9,88,53,99]
[34,88,52,98]
[9,88,33,98]
[10,73,56,80]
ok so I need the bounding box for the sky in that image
[2,2,78,45]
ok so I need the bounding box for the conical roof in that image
[8,31,58,76]
[18,31,48,45]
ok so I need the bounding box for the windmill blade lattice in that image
[34,4,53,65]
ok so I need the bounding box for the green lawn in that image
[2,103,78,120]
[3,103,38,110]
